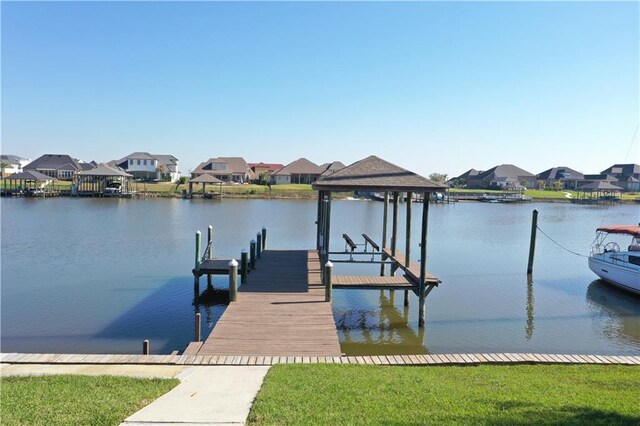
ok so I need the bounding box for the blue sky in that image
[2,1,638,177]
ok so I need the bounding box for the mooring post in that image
[418,194,430,327]
[404,192,413,307]
[207,225,213,259]
[324,261,333,302]
[143,339,150,355]
[229,259,238,302]
[256,232,262,259]
[241,248,248,284]
[391,191,399,276]
[261,227,267,250]
[250,240,257,270]
[195,313,201,342]
[195,231,202,271]
[527,209,538,275]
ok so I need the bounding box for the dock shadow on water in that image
[95,276,229,354]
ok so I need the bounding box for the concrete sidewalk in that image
[121,366,270,426]
[2,363,271,425]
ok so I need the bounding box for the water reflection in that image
[586,280,640,347]
[526,275,535,340]
[336,290,427,355]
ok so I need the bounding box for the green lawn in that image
[1,375,178,425]
[248,364,640,425]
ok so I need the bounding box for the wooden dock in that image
[195,250,342,357]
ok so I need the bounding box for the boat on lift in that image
[588,225,640,295]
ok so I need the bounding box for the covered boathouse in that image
[312,155,447,327]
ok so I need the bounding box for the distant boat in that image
[588,225,640,296]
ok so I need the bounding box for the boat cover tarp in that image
[596,225,640,238]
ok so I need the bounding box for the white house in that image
[1,155,31,176]
[110,152,180,182]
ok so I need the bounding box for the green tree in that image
[0,162,8,179]
[428,173,448,183]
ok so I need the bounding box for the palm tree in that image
[0,162,9,179]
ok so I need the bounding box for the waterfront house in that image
[536,166,585,190]
[110,152,180,182]
[192,157,250,184]
[0,155,31,177]
[467,164,536,189]
[23,154,94,180]
[248,162,285,183]
[271,158,325,184]
[320,161,346,177]
[600,164,640,192]
[448,168,482,188]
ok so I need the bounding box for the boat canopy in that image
[596,225,640,238]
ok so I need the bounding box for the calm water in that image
[1,197,639,355]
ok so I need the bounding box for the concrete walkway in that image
[2,363,271,426]
[121,366,270,426]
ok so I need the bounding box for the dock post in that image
[261,227,267,250]
[229,259,238,302]
[195,231,202,271]
[256,232,262,259]
[380,192,389,276]
[324,261,333,302]
[207,225,213,259]
[527,209,538,275]
[391,191,399,276]
[404,192,413,307]
[195,313,201,342]
[250,240,257,270]
[241,249,248,284]
[418,193,430,327]
[143,339,150,355]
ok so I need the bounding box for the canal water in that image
[1,198,639,355]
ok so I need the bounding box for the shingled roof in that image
[579,181,624,191]
[189,174,224,184]
[312,156,446,192]
[3,170,55,181]
[272,158,324,176]
[77,163,132,177]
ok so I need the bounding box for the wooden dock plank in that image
[197,250,341,356]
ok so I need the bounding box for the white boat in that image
[588,225,640,295]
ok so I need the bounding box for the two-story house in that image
[1,155,31,177]
[110,152,180,182]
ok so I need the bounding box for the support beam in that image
[380,192,389,276]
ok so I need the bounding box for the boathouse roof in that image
[189,174,224,184]
[312,155,447,192]
[77,164,133,177]
[3,170,55,181]
[579,181,624,191]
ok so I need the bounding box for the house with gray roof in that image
[23,154,94,180]
[467,164,536,189]
[600,163,640,192]
[536,166,584,190]
[191,157,249,184]
[0,155,31,177]
[271,158,325,184]
[448,168,482,187]
[320,161,346,177]
[110,152,180,182]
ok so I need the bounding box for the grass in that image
[1,375,178,425]
[248,364,640,425]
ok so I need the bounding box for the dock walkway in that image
[196,250,342,357]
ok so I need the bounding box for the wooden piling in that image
[256,233,262,259]
[195,313,201,342]
[207,225,213,259]
[241,249,248,284]
[418,193,430,327]
[527,209,538,275]
[229,259,238,302]
[195,231,202,271]
[261,227,267,250]
[380,191,389,276]
[143,339,150,355]
[325,261,333,302]
[404,192,412,306]
[325,193,332,264]
[391,192,399,275]
[250,240,257,270]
